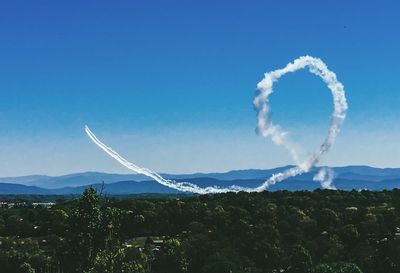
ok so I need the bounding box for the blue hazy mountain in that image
[0,177,399,195]
[0,166,399,194]
[0,172,151,189]
[0,183,52,195]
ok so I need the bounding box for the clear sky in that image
[0,0,399,176]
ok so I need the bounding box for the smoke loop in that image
[85,55,347,193]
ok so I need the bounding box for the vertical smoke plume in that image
[313,167,336,190]
[85,55,347,193]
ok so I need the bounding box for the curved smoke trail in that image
[85,55,347,193]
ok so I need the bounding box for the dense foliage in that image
[0,188,400,273]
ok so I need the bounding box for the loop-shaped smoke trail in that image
[85,55,347,193]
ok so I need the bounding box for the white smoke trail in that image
[313,167,336,190]
[85,55,347,193]
[253,55,347,190]
[85,126,248,194]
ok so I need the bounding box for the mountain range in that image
[0,166,399,195]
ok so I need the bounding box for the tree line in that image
[0,188,400,273]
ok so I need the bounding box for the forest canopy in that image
[0,189,399,273]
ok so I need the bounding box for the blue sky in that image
[0,0,399,176]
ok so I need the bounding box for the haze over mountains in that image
[0,166,399,195]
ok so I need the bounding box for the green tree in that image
[313,264,334,273]
[289,244,313,273]
[331,262,363,273]
[19,262,35,273]
[65,187,103,273]
[0,215,5,235]
[202,248,243,273]
[153,238,188,273]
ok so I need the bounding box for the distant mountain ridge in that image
[0,166,399,194]
[0,172,149,189]
[0,177,399,195]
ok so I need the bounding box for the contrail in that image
[85,55,347,193]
